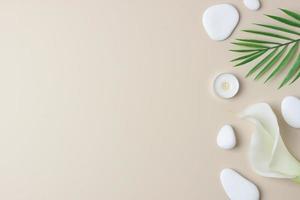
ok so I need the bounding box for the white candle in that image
[213,73,240,99]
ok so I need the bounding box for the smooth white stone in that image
[217,125,236,149]
[213,73,240,99]
[202,4,240,41]
[281,96,300,128]
[243,0,261,11]
[220,169,260,200]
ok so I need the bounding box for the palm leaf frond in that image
[231,9,300,88]
[291,70,300,84]
[234,50,267,67]
[231,42,270,49]
[280,9,300,21]
[266,14,300,28]
[230,51,263,62]
[236,39,281,45]
[243,30,292,40]
[230,49,266,53]
[265,42,299,82]
[279,53,300,88]
[254,24,300,36]
[255,46,287,80]
[246,49,278,77]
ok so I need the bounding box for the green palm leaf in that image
[246,49,278,77]
[280,9,300,21]
[265,42,299,83]
[231,42,269,49]
[255,46,287,80]
[266,14,300,28]
[234,50,267,67]
[231,9,300,88]
[230,51,263,62]
[279,53,300,88]
[236,39,281,44]
[254,24,300,36]
[291,71,300,84]
[243,30,292,40]
[230,49,266,53]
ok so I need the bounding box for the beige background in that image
[0,0,299,199]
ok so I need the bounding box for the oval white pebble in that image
[220,169,260,200]
[202,4,240,41]
[217,125,236,149]
[213,73,240,99]
[243,0,261,11]
[281,96,300,128]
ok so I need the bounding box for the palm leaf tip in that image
[230,51,260,62]
[266,14,300,28]
[236,38,280,45]
[234,51,266,67]
[280,9,300,21]
[291,72,300,84]
[232,42,269,49]
[254,23,300,36]
[230,49,261,53]
[243,29,292,40]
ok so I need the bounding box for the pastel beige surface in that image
[0,0,299,199]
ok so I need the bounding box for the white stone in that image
[213,73,240,99]
[243,0,261,11]
[217,125,236,149]
[202,4,240,41]
[220,169,260,200]
[281,96,300,128]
